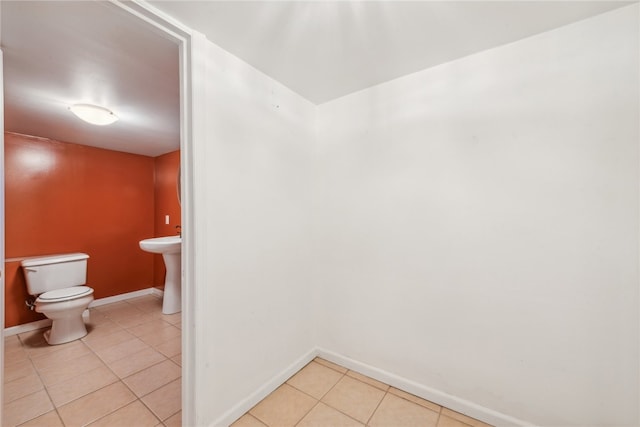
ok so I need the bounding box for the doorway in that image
[1,1,194,424]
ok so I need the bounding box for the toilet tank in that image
[21,253,89,296]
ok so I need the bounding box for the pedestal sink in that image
[139,236,181,314]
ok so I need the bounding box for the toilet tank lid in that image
[21,253,89,268]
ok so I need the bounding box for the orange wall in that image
[4,132,156,327]
[4,261,32,327]
[153,150,181,286]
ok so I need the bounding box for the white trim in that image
[212,346,533,427]
[150,287,164,298]
[3,318,52,337]
[3,287,161,336]
[212,348,318,427]
[88,287,159,308]
[316,348,533,427]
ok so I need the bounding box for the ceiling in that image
[1,1,180,157]
[1,1,634,156]
[150,1,633,104]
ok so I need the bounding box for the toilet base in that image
[44,315,89,345]
[36,294,94,345]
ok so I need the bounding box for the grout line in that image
[10,339,59,427]
[293,400,321,427]
[279,362,350,426]
[365,390,388,426]
[313,357,349,374]
[321,403,365,427]
[38,353,131,425]
[79,388,139,427]
[291,359,452,427]
[136,390,171,425]
[285,362,347,402]
[387,387,443,415]
[330,370,386,426]
[287,370,376,426]
[246,413,267,427]
[102,299,180,424]
[317,373,346,401]
[6,296,179,427]
[161,407,182,424]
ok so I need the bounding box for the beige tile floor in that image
[3,294,182,427]
[233,358,494,427]
[5,294,493,427]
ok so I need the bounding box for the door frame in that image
[0,2,197,423]
[1,47,6,423]
[104,2,198,424]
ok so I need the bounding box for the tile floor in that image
[3,294,181,426]
[5,294,493,427]
[233,358,494,427]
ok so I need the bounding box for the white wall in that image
[315,5,639,426]
[189,35,317,426]
[184,5,639,426]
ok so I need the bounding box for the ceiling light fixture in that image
[69,103,118,126]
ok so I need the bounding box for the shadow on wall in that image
[3,132,180,328]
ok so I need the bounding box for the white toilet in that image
[21,253,94,345]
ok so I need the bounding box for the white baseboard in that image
[214,347,531,427]
[212,348,318,427]
[4,287,162,336]
[3,318,53,337]
[150,287,164,298]
[88,287,160,308]
[316,348,532,427]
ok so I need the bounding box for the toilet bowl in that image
[36,286,94,344]
[21,253,94,345]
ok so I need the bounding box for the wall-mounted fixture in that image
[69,103,118,126]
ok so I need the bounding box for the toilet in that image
[21,253,94,345]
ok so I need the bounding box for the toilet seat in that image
[37,286,93,303]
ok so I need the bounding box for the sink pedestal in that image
[161,252,181,314]
[139,236,182,315]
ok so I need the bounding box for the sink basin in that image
[139,236,182,314]
[139,236,181,254]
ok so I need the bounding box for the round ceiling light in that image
[69,103,118,126]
